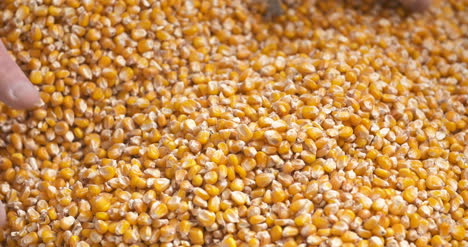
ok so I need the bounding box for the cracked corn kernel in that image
[0,0,467,246]
[60,216,75,230]
[230,191,247,205]
[264,130,282,146]
[21,232,38,245]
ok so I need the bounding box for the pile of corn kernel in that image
[0,0,467,246]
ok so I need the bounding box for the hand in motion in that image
[0,40,41,109]
[0,40,41,227]
[400,0,431,12]
[266,0,431,18]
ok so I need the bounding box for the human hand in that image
[400,0,431,12]
[266,0,432,18]
[0,40,41,228]
[0,40,41,110]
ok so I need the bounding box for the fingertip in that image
[0,201,6,228]
[0,80,41,110]
[0,40,42,110]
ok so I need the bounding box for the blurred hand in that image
[400,0,431,12]
[0,202,5,227]
[266,0,432,18]
[0,40,41,110]
[0,40,41,227]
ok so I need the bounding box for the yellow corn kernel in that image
[154,178,170,192]
[131,28,147,40]
[197,210,216,227]
[189,227,204,245]
[205,184,220,196]
[271,225,282,242]
[95,220,109,234]
[271,188,287,203]
[21,232,38,245]
[282,226,299,237]
[302,106,319,119]
[0,1,465,247]
[137,39,154,53]
[60,216,75,230]
[264,130,282,146]
[146,144,160,159]
[179,220,192,236]
[306,127,323,140]
[255,173,275,188]
[99,166,116,180]
[29,70,43,85]
[86,28,101,41]
[150,203,168,219]
[426,175,444,190]
[92,195,111,212]
[229,178,244,191]
[40,229,55,243]
[236,124,253,142]
[221,235,237,247]
[451,225,466,241]
[294,214,311,227]
[339,126,354,138]
[59,167,75,180]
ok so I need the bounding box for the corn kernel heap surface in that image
[0,0,467,246]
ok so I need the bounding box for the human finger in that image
[0,40,41,110]
[0,201,6,228]
[400,0,431,12]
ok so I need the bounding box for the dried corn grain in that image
[0,0,467,247]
